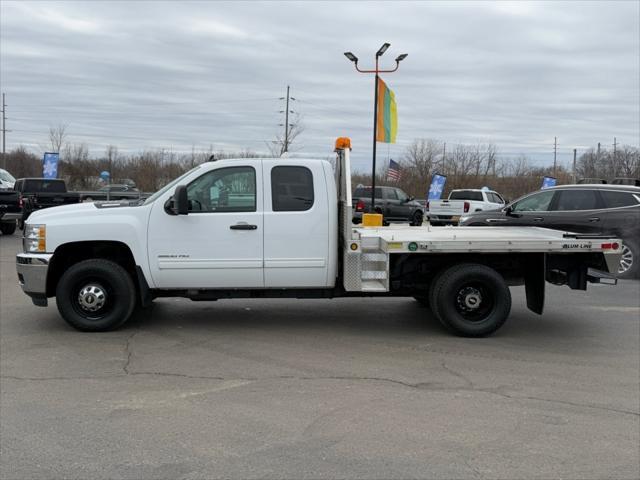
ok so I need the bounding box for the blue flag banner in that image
[43,152,59,179]
[541,176,557,189]
[427,174,447,200]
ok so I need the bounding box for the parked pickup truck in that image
[16,138,621,337]
[353,185,424,225]
[78,184,149,202]
[14,178,80,227]
[0,190,20,235]
[427,189,506,225]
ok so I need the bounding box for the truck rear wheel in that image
[56,259,136,332]
[430,264,511,337]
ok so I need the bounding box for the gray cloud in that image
[1,0,638,171]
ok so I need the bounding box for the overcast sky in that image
[1,0,638,171]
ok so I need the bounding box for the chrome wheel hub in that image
[457,287,482,310]
[618,245,633,274]
[78,284,107,312]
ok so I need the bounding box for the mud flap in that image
[525,253,545,315]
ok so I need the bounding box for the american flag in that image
[387,159,402,181]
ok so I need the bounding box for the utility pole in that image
[597,142,601,162]
[441,142,446,173]
[1,93,6,170]
[279,86,295,155]
[553,136,557,176]
[613,137,617,177]
[573,148,577,184]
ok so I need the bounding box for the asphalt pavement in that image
[1,232,639,479]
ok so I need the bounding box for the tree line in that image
[2,136,638,200]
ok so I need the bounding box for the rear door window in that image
[600,190,640,208]
[271,166,314,212]
[553,190,600,211]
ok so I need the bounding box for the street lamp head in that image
[395,53,408,63]
[376,43,390,57]
[344,52,358,63]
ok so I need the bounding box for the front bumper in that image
[16,253,52,306]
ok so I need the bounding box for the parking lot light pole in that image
[344,44,407,213]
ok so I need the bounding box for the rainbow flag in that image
[376,77,398,143]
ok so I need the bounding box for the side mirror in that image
[407,196,414,203]
[175,185,189,215]
[504,205,516,216]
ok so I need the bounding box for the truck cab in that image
[147,159,337,289]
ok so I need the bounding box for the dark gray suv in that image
[459,184,640,278]
[352,186,424,226]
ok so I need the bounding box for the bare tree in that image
[48,124,68,153]
[267,114,305,157]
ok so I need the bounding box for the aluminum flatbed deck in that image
[352,225,619,254]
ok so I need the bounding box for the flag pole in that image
[371,62,379,213]
[343,44,407,214]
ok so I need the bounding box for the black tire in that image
[413,296,429,307]
[0,221,16,235]
[430,263,511,337]
[56,259,136,332]
[17,219,24,230]
[618,239,639,279]
[411,210,423,226]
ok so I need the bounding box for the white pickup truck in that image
[16,138,622,337]
[427,189,506,225]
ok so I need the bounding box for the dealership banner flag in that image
[376,77,398,143]
[541,176,557,189]
[427,174,447,200]
[43,152,59,179]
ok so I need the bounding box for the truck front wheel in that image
[431,264,511,337]
[56,259,136,332]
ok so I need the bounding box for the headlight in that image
[23,224,46,253]
[458,216,470,225]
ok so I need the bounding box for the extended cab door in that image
[263,160,330,287]
[147,163,264,288]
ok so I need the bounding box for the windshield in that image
[0,169,15,183]
[143,166,201,205]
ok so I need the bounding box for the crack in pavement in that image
[122,330,139,374]
[2,372,638,417]
[4,338,638,418]
[441,360,474,388]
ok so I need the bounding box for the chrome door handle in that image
[533,217,544,222]
[230,223,257,230]
[589,217,600,222]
